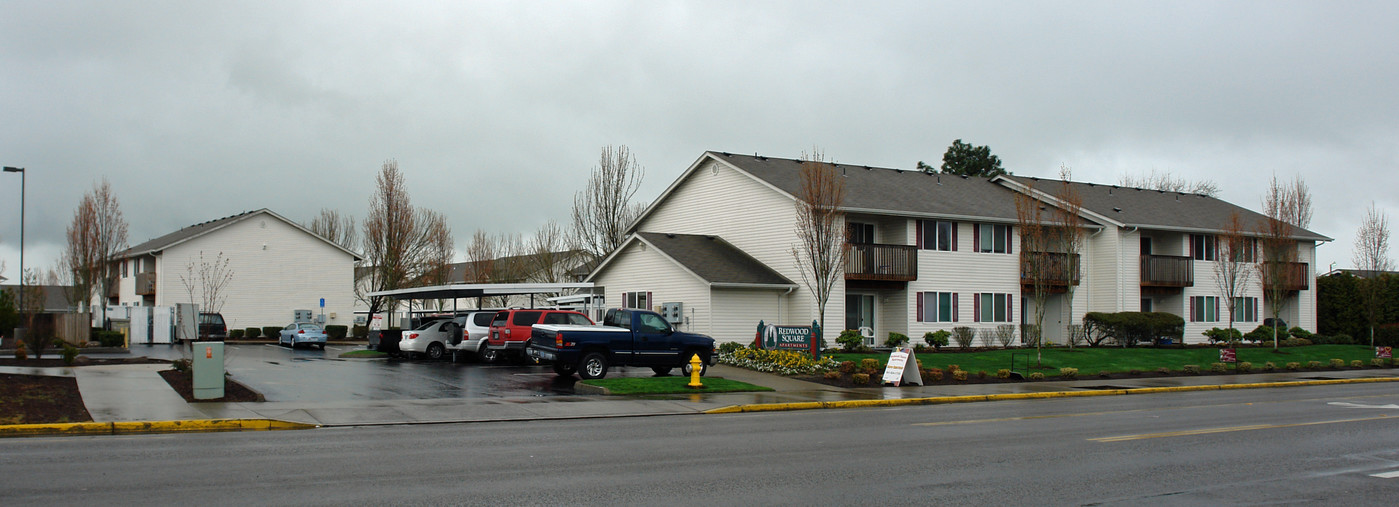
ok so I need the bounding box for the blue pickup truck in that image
[526,308,717,379]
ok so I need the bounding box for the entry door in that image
[844,294,875,342]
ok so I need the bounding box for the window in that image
[567,314,593,326]
[848,222,874,244]
[623,291,652,310]
[1141,298,1153,312]
[975,224,1012,254]
[1191,234,1218,261]
[917,292,957,322]
[974,293,1011,322]
[121,260,128,278]
[511,311,543,326]
[638,312,670,334]
[1232,297,1258,323]
[1227,237,1257,263]
[917,220,955,251]
[1190,296,1219,322]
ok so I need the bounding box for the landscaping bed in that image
[0,373,93,424]
[157,369,264,403]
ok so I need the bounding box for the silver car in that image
[444,311,498,361]
[279,323,328,350]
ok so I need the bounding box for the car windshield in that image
[414,320,441,331]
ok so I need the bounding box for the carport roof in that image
[367,283,597,300]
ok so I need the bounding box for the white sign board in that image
[881,347,923,386]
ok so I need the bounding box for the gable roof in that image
[121,209,362,260]
[2,284,77,313]
[999,176,1331,241]
[587,232,795,288]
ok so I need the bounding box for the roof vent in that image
[1113,207,1122,212]
[666,233,675,239]
[721,152,730,156]
[863,165,871,170]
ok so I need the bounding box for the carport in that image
[364,283,600,353]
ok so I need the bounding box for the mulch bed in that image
[0,373,93,424]
[157,370,264,403]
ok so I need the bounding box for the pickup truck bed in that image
[527,309,716,379]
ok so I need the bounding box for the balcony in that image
[135,272,157,296]
[1020,252,1080,290]
[106,277,119,298]
[845,243,917,282]
[1263,261,1309,291]
[1141,255,1193,287]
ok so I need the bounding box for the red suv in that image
[485,309,594,362]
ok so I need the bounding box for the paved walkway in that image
[8,363,1399,427]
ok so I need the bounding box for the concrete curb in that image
[0,419,317,438]
[704,376,1399,414]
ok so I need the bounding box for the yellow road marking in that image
[1089,414,1393,442]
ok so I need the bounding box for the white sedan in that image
[279,323,328,350]
[399,319,457,360]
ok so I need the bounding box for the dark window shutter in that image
[952,293,959,322]
[1007,294,1013,322]
[952,223,959,251]
[1189,235,1196,259]
[1006,226,1014,254]
[916,220,924,249]
[1189,297,1196,322]
[974,224,981,252]
[973,294,981,322]
[916,292,924,322]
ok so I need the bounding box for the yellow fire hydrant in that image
[687,353,705,389]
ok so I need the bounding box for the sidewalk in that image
[6,363,1399,431]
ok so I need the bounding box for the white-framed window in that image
[975,224,1011,254]
[917,220,955,251]
[1191,234,1218,261]
[916,291,958,322]
[1190,296,1219,322]
[1232,297,1258,323]
[974,293,1011,322]
[622,291,652,310]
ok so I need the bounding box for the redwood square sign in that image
[1378,347,1392,359]
[1219,348,1236,363]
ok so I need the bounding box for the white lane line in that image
[1370,470,1399,479]
[1328,401,1399,410]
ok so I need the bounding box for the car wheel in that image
[680,354,708,377]
[579,352,608,380]
[426,342,445,360]
[651,366,672,376]
[552,361,577,377]
[481,348,499,363]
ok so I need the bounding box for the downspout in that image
[1122,227,1138,312]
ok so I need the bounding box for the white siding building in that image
[587,151,1329,345]
[108,209,361,331]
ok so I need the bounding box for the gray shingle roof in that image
[1004,176,1331,241]
[2,284,77,313]
[709,151,1025,223]
[635,232,794,287]
[120,208,363,259]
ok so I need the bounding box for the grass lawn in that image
[580,377,775,395]
[339,350,389,358]
[829,345,1387,377]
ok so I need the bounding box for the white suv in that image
[445,311,497,361]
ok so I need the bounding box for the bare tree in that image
[1053,166,1086,350]
[526,220,572,284]
[359,160,451,322]
[1257,175,1312,350]
[61,179,128,325]
[178,251,236,316]
[1015,181,1051,361]
[307,208,358,252]
[790,148,846,346]
[571,145,645,258]
[1214,212,1255,336]
[1353,202,1393,347]
[1119,169,1220,197]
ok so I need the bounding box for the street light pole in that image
[3,167,23,313]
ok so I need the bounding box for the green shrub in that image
[996,369,1011,379]
[1244,325,1276,344]
[1372,358,1387,367]
[823,371,842,380]
[1351,360,1364,368]
[1237,361,1253,373]
[836,330,865,352]
[1082,311,1185,346]
[245,327,262,339]
[262,326,283,340]
[1183,364,1200,374]
[1284,337,1313,347]
[952,370,969,381]
[1285,362,1301,371]
[1307,361,1323,369]
[1203,327,1243,344]
[1059,367,1078,379]
[1329,358,1346,368]
[851,373,870,385]
[94,330,125,347]
[1263,361,1276,372]
[1209,363,1227,373]
[1028,372,1045,381]
[859,358,880,375]
[951,327,976,348]
[1331,334,1354,345]
[924,368,944,381]
[1289,327,1314,340]
[352,325,368,339]
[923,330,950,350]
[61,342,79,366]
[719,342,744,354]
[325,325,348,340]
[839,361,856,374]
[884,332,909,348]
[229,329,244,339]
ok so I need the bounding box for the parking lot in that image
[121,343,664,402]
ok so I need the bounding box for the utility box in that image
[294,309,314,323]
[660,302,683,324]
[192,341,225,400]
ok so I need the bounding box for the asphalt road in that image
[5,382,1399,505]
[113,343,664,401]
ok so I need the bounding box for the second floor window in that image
[917,220,955,251]
[848,222,874,244]
[1191,234,1218,261]
[975,224,1012,254]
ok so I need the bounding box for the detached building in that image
[587,151,1329,345]
[107,209,360,331]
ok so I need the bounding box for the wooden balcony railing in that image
[135,272,157,296]
[1141,255,1193,287]
[1020,252,1081,287]
[845,243,917,282]
[1263,261,1309,291]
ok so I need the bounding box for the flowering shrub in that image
[1059,367,1078,379]
[1285,362,1301,371]
[1263,362,1277,372]
[1028,372,1045,381]
[1237,362,1253,373]
[1373,358,1387,367]
[996,369,1011,379]
[851,373,870,385]
[1307,361,1322,370]
[823,371,842,380]
[838,361,855,374]
[924,368,944,381]
[1209,363,1227,373]
[859,358,880,375]
[718,348,839,375]
[952,370,968,381]
[1351,360,1364,368]
[1329,359,1345,368]
[1183,365,1200,375]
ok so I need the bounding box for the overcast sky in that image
[2,0,1396,281]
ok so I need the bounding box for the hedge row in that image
[1082,312,1184,346]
